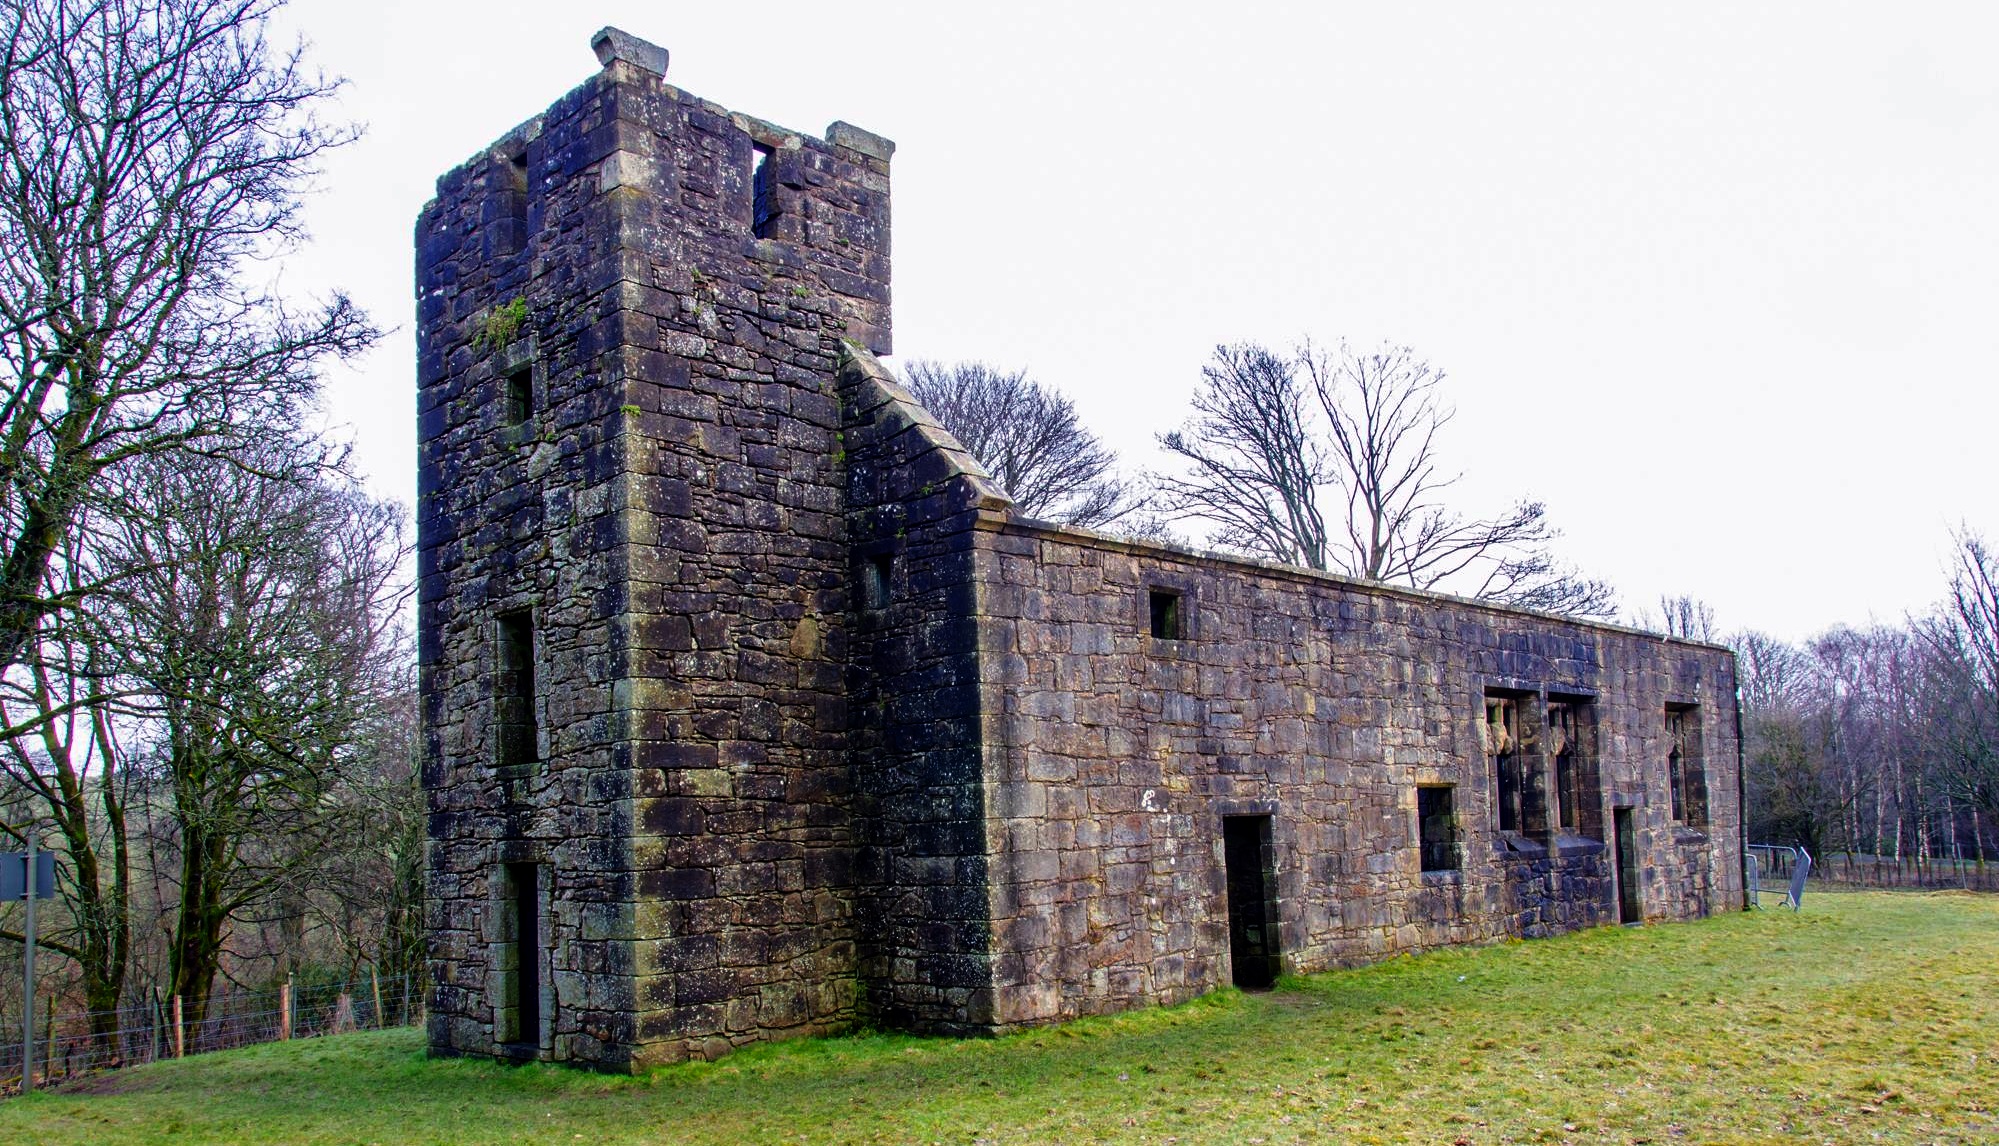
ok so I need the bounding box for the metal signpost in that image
[3,837,56,1091]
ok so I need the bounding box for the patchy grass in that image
[4,891,1994,1144]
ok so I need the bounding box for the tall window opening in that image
[495,609,539,769]
[1417,785,1459,872]
[1485,694,1523,832]
[503,862,541,1046]
[1666,704,1706,827]
[1546,696,1599,837]
[750,142,777,238]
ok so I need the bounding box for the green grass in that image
[6,891,1995,1144]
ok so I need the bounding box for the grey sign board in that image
[0,850,54,900]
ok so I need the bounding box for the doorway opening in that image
[504,862,542,1046]
[1612,807,1642,924]
[1222,815,1278,988]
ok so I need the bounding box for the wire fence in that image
[0,971,422,1092]
[1808,850,1999,892]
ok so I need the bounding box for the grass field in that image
[3,891,1993,1144]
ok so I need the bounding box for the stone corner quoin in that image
[415,28,1744,1070]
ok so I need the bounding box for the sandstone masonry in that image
[418,32,1743,1070]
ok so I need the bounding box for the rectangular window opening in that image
[1149,589,1182,640]
[1666,704,1706,827]
[504,367,532,428]
[1484,694,1523,832]
[861,552,893,611]
[751,143,777,238]
[504,862,541,1046]
[496,609,539,768]
[1547,696,1600,838]
[1417,785,1459,872]
[492,146,530,258]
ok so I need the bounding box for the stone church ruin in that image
[417,30,1744,1069]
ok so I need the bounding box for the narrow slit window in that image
[1485,695,1521,832]
[496,609,539,768]
[493,146,530,257]
[504,367,532,428]
[750,143,777,238]
[861,552,893,611]
[1550,701,1579,831]
[1149,589,1182,640]
[1667,716,1685,821]
[1417,785,1459,872]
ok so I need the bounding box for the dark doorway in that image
[507,862,541,1045]
[1222,816,1278,988]
[1612,808,1641,924]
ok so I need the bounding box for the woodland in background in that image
[0,444,417,1056]
[1717,533,1999,869]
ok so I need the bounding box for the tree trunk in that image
[168,810,233,1046]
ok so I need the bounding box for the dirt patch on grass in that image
[50,1067,162,1097]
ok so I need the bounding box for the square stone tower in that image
[417,30,898,1068]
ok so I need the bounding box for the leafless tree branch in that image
[902,360,1147,530]
[0,0,378,671]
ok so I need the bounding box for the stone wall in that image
[966,520,1742,1028]
[837,348,1024,1033]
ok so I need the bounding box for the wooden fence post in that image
[44,996,55,1083]
[371,967,383,1030]
[279,979,292,1041]
[171,995,183,1059]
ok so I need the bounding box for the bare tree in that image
[0,0,376,671]
[1155,341,1613,617]
[1152,344,1329,565]
[1916,531,1999,822]
[902,360,1143,529]
[98,443,408,1032]
[1655,595,1718,641]
[1730,628,1808,714]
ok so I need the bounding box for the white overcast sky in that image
[269,1,1998,644]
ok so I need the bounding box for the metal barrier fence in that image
[2,972,421,1092]
[1747,844,1812,910]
